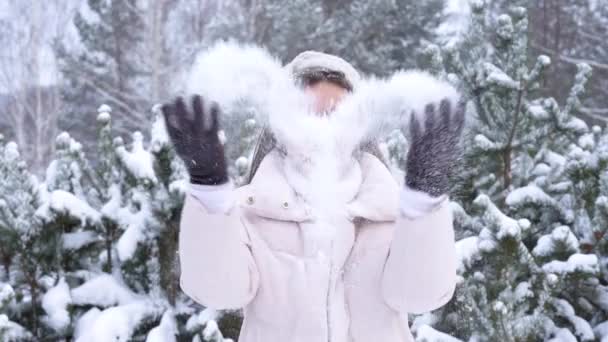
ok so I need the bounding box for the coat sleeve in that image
[178,192,260,310]
[381,194,458,314]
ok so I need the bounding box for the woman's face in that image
[305,80,348,115]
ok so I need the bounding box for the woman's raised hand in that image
[161,95,228,185]
[404,98,466,197]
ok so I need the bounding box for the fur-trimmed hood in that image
[284,50,361,90]
[185,40,461,143]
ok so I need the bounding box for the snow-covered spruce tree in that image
[0,134,64,340]
[426,4,552,205]
[411,3,608,341]
[0,136,36,341]
[58,105,191,341]
[67,104,256,341]
[0,103,259,340]
[1,278,33,341]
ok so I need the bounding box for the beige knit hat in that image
[284,50,361,91]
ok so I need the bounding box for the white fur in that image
[333,70,462,142]
[187,40,286,118]
[264,79,364,221]
[400,186,448,219]
[186,43,460,143]
[185,44,461,215]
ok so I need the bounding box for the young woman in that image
[161,48,465,342]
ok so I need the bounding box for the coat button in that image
[282,201,289,209]
[247,196,255,205]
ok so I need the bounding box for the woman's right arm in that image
[179,186,260,310]
[161,95,260,310]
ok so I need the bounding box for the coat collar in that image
[237,150,399,223]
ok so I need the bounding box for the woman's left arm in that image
[382,190,457,314]
[381,96,465,314]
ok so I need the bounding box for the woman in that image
[161,48,465,342]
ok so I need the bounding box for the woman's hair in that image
[295,67,354,92]
[246,125,277,184]
[244,67,388,184]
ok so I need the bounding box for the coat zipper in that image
[326,240,334,342]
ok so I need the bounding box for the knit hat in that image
[284,50,361,91]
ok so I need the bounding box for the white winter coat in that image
[178,149,458,342]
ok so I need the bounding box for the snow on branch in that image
[116,132,158,184]
[36,190,101,226]
[542,253,599,276]
[505,184,557,208]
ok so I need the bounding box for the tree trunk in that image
[158,220,179,305]
[502,147,512,190]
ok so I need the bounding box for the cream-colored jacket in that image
[178,151,457,342]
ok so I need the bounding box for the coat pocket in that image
[246,216,306,257]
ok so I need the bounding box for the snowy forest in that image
[1,0,608,341]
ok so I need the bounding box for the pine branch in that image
[531,43,608,72]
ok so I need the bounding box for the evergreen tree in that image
[208,0,445,76]
[412,3,608,341]
[0,103,251,340]
[0,134,63,339]
[55,0,147,153]
[3,1,608,339]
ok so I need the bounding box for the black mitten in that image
[161,95,228,185]
[404,98,466,197]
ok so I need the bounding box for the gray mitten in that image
[404,98,466,197]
